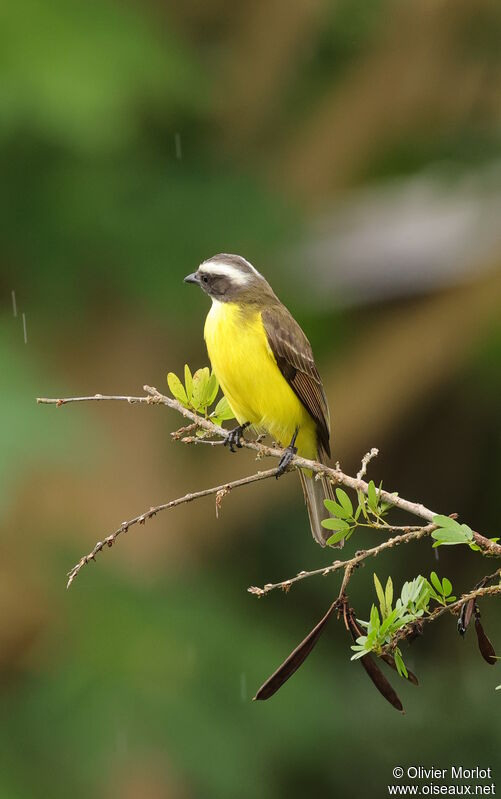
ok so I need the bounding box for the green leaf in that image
[167,372,188,405]
[373,574,386,617]
[357,491,370,521]
[385,577,393,612]
[430,571,443,595]
[424,582,441,604]
[326,529,349,546]
[211,395,235,422]
[431,516,473,547]
[324,519,351,545]
[432,529,472,546]
[433,514,473,536]
[400,582,409,606]
[184,364,193,402]
[367,480,378,512]
[205,372,219,406]
[457,524,474,539]
[335,488,353,517]
[441,577,452,597]
[369,604,380,632]
[394,613,418,628]
[432,514,458,529]
[321,517,350,531]
[191,367,210,409]
[351,649,368,660]
[379,607,401,637]
[394,648,408,679]
[324,498,352,519]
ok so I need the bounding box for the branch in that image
[248,524,437,597]
[37,385,501,560]
[38,382,501,710]
[65,467,280,588]
[357,447,379,480]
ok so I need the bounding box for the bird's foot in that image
[275,429,299,479]
[224,422,250,452]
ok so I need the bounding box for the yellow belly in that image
[204,301,318,459]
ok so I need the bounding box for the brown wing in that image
[261,305,331,458]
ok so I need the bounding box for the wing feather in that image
[261,305,331,457]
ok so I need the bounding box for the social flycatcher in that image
[184,253,336,547]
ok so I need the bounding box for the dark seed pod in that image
[474,616,497,665]
[359,653,404,713]
[458,599,475,636]
[254,601,336,700]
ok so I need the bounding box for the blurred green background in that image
[2,0,501,796]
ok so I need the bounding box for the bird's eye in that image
[201,274,209,284]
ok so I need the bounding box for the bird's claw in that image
[224,423,250,452]
[275,444,298,479]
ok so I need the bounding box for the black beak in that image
[184,272,200,285]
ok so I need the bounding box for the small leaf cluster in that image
[351,572,456,678]
[321,481,394,545]
[428,570,456,605]
[431,515,476,549]
[431,516,499,552]
[167,365,235,425]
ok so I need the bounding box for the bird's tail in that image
[299,459,342,548]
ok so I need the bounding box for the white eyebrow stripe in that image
[198,261,251,286]
[234,256,260,277]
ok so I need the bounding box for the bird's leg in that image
[224,422,250,452]
[276,428,299,479]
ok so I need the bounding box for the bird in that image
[184,253,337,547]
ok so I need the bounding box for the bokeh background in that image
[2,0,501,796]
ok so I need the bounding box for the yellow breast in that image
[204,301,317,458]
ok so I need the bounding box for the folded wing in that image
[261,304,330,458]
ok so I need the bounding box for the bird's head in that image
[184,253,274,304]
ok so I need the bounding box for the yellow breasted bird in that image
[184,253,337,547]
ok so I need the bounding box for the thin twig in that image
[358,524,423,532]
[37,385,501,558]
[66,467,280,588]
[248,524,436,597]
[37,394,151,406]
[38,383,501,601]
[338,563,355,600]
[357,447,379,480]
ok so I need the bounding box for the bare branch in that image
[37,393,151,407]
[248,524,436,597]
[338,562,356,600]
[357,447,379,480]
[66,467,280,588]
[38,385,501,565]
